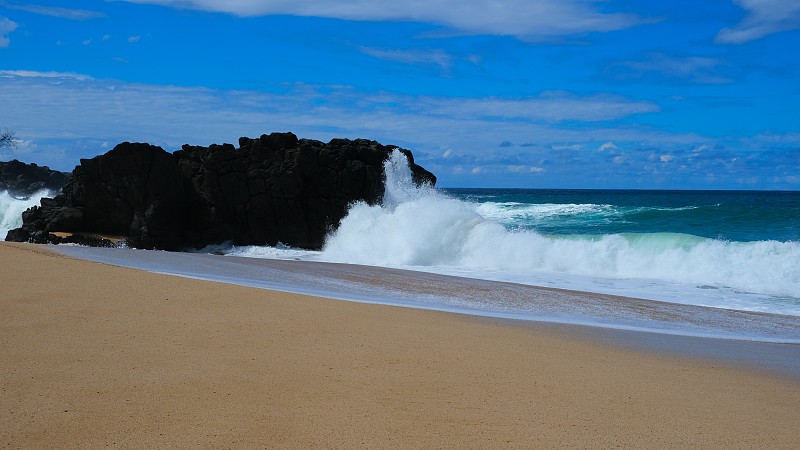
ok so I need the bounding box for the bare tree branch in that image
[0,129,16,149]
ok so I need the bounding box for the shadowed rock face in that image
[6,132,436,250]
[0,160,69,197]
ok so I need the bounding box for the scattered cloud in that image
[742,132,800,147]
[0,75,692,155]
[128,35,141,43]
[1,72,792,188]
[605,53,732,84]
[466,54,482,65]
[0,70,93,80]
[506,165,545,174]
[551,144,582,151]
[784,175,799,184]
[0,73,667,168]
[717,0,800,44]
[120,0,643,40]
[471,167,482,174]
[598,141,617,151]
[0,16,17,48]
[82,38,92,46]
[103,34,111,41]
[0,2,104,20]
[418,91,659,122]
[359,47,452,70]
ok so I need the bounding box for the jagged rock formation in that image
[0,160,69,197]
[6,132,435,250]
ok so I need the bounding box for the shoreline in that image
[54,244,800,345]
[3,242,799,447]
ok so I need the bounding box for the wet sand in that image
[2,242,799,448]
[54,245,800,344]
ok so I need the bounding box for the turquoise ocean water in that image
[445,188,799,243]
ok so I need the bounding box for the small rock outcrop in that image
[7,132,435,250]
[0,160,69,197]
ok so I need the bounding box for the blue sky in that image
[0,0,798,189]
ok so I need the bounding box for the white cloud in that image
[128,35,142,43]
[419,92,658,122]
[0,70,93,81]
[0,16,17,48]
[0,73,706,172]
[743,132,800,146]
[551,144,582,151]
[598,141,617,152]
[82,38,93,46]
[442,148,453,158]
[0,2,104,20]
[612,154,626,164]
[360,47,452,70]
[471,167,482,174]
[507,165,545,174]
[660,154,673,162]
[6,138,31,154]
[466,54,482,65]
[717,0,800,43]
[605,53,731,84]
[121,0,642,40]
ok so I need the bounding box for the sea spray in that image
[321,151,800,301]
[323,150,484,266]
[0,189,51,239]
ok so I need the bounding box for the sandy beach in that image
[1,242,799,448]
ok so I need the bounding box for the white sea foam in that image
[473,202,699,229]
[0,190,51,239]
[475,202,612,223]
[198,241,318,260]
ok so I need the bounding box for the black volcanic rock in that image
[65,142,187,248]
[7,133,436,250]
[0,160,69,197]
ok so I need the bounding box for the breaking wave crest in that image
[0,190,51,239]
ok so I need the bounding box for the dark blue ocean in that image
[443,188,800,242]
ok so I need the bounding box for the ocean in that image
[3,151,799,328]
[213,151,800,318]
